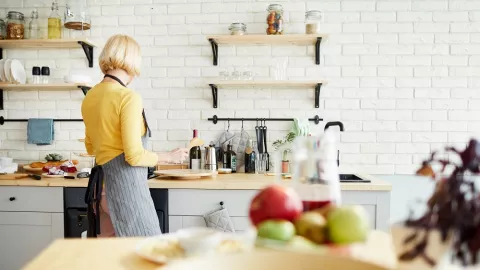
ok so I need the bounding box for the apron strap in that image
[142,109,152,138]
[85,165,104,237]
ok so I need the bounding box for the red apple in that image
[249,185,303,226]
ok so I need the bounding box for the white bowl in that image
[176,227,222,256]
[0,157,13,167]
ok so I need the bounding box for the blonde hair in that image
[99,35,141,77]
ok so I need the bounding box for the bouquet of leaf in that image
[400,139,480,267]
[272,132,296,161]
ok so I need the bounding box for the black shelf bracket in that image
[0,89,3,111]
[208,115,323,125]
[78,41,94,68]
[78,85,91,95]
[208,38,218,66]
[315,37,322,65]
[315,83,322,108]
[209,84,218,108]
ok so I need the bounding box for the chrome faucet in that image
[324,121,345,166]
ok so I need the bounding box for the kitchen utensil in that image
[11,59,26,84]
[4,59,13,82]
[231,119,250,171]
[205,144,217,171]
[42,173,65,178]
[154,169,216,180]
[255,120,263,154]
[0,59,6,82]
[64,175,75,179]
[77,172,90,178]
[263,120,270,171]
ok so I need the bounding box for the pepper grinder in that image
[41,66,50,84]
[32,66,40,84]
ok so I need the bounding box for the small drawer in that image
[169,189,257,217]
[0,187,63,212]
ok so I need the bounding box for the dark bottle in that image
[244,139,256,173]
[223,144,237,173]
[189,129,202,170]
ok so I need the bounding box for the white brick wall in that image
[2,0,480,174]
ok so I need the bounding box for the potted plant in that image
[272,132,296,174]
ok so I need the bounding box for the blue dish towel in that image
[27,119,54,145]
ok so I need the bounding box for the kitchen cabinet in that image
[168,189,390,232]
[0,187,63,270]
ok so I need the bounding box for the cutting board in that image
[153,169,216,180]
[0,173,29,180]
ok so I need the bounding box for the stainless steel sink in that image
[339,174,371,183]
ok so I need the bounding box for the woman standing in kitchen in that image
[82,35,186,237]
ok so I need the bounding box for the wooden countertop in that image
[22,231,397,270]
[0,173,392,191]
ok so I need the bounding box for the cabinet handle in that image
[9,197,15,201]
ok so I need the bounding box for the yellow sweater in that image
[81,82,158,166]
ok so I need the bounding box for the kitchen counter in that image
[22,231,398,270]
[0,173,391,191]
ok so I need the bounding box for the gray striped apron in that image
[85,114,161,237]
[85,74,161,237]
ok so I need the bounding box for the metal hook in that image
[241,118,244,129]
[227,118,230,131]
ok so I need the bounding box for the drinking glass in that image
[219,70,229,81]
[255,153,267,174]
[242,70,253,80]
[231,70,242,80]
[290,133,341,212]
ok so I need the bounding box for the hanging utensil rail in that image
[208,115,323,125]
[0,116,83,125]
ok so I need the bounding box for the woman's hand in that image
[158,148,189,164]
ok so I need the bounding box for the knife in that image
[263,122,269,171]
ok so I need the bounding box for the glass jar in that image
[305,10,323,34]
[229,23,246,36]
[6,11,25,40]
[28,9,40,40]
[290,133,341,212]
[0,19,6,40]
[266,4,284,35]
[64,0,91,38]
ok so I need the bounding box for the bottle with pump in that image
[189,130,202,170]
[48,0,62,39]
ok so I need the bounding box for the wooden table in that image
[22,232,398,270]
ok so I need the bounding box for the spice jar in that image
[229,23,246,35]
[266,4,284,35]
[6,11,25,40]
[305,10,323,34]
[64,0,91,38]
[0,19,6,40]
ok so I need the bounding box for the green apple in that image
[257,219,296,242]
[327,205,369,244]
[287,235,318,251]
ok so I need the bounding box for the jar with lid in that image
[229,23,246,36]
[305,10,323,34]
[64,0,91,38]
[0,19,6,40]
[266,4,284,35]
[6,11,25,40]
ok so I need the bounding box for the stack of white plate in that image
[0,59,26,84]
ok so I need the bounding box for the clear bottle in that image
[305,10,323,34]
[48,0,62,39]
[244,139,256,173]
[28,9,40,40]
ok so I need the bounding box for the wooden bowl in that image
[162,250,390,270]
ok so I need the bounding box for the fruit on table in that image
[286,236,318,251]
[249,185,303,226]
[45,153,63,161]
[294,211,327,244]
[257,219,295,242]
[327,206,369,244]
[313,203,336,219]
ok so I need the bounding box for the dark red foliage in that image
[401,139,480,266]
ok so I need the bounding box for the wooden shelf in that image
[0,83,91,91]
[207,34,326,45]
[0,38,95,68]
[206,34,326,66]
[208,80,325,108]
[210,80,326,88]
[0,38,96,49]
